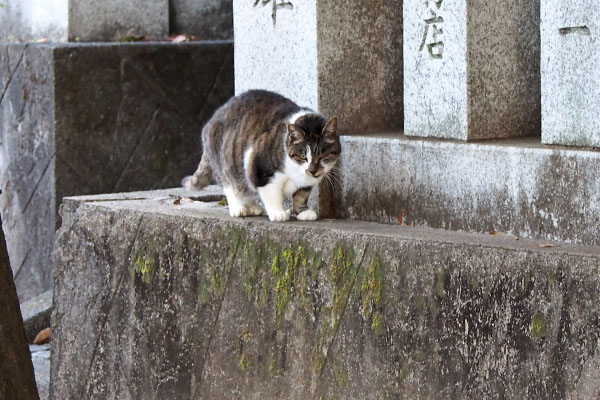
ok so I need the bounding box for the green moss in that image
[133,255,156,284]
[239,353,250,372]
[333,363,349,389]
[531,312,549,339]
[435,269,448,298]
[197,283,210,305]
[411,350,427,363]
[358,255,387,335]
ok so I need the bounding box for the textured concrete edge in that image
[50,189,600,399]
[327,134,600,246]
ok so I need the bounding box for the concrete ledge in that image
[52,188,600,399]
[332,135,600,246]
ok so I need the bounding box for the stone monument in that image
[541,1,600,147]
[404,0,541,140]
[233,0,403,133]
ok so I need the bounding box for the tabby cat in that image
[182,90,340,222]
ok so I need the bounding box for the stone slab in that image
[0,0,67,42]
[233,0,403,134]
[0,42,234,301]
[170,0,233,39]
[52,188,600,399]
[0,216,39,400]
[68,0,168,41]
[325,135,600,246]
[540,1,600,147]
[404,0,540,140]
[31,345,50,400]
[21,289,53,342]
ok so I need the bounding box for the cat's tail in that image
[182,153,213,190]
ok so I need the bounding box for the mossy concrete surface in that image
[52,188,600,399]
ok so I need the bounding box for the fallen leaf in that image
[218,198,228,207]
[180,197,194,204]
[397,211,405,225]
[170,34,188,43]
[172,195,182,205]
[35,38,49,43]
[489,231,502,235]
[538,243,555,248]
[33,327,51,344]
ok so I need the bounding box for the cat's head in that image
[286,116,340,178]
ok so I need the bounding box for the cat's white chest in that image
[283,157,321,195]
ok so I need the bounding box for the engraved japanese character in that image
[254,0,293,25]
[419,0,445,59]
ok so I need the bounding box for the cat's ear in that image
[322,117,338,143]
[287,124,306,144]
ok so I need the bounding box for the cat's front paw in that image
[296,209,317,221]
[268,209,291,222]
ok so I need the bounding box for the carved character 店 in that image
[419,0,445,59]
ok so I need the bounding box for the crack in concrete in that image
[21,153,55,214]
[0,45,27,107]
[191,229,243,399]
[80,215,144,399]
[111,104,161,193]
[311,242,371,400]
[194,48,231,123]
[12,247,31,281]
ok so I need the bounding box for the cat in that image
[182,90,341,222]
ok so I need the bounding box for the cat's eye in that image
[298,154,307,161]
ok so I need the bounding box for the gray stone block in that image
[0,42,234,301]
[52,189,600,398]
[170,0,233,39]
[233,0,403,134]
[541,1,600,147]
[404,0,541,140]
[0,0,67,42]
[68,0,168,41]
[324,135,600,247]
[0,216,40,400]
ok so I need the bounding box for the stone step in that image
[52,187,600,399]
[326,135,600,247]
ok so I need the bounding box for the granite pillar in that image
[404,0,541,140]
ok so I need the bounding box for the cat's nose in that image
[307,165,319,176]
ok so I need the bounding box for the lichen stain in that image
[531,312,549,339]
[133,255,156,284]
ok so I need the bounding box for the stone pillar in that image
[541,2,600,148]
[68,0,169,41]
[233,0,403,134]
[0,215,40,400]
[404,0,541,140]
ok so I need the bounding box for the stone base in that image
[0,42,233,301]
[52,188,600,399]
[326,135,600,246]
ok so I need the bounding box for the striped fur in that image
[182,90,340,221]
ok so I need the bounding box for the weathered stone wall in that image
[52,190,600,399]
[0,216,40,400]
[327,136,600,247]
[0,43,233,301]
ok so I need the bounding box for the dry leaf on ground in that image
[33,327,51,344]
